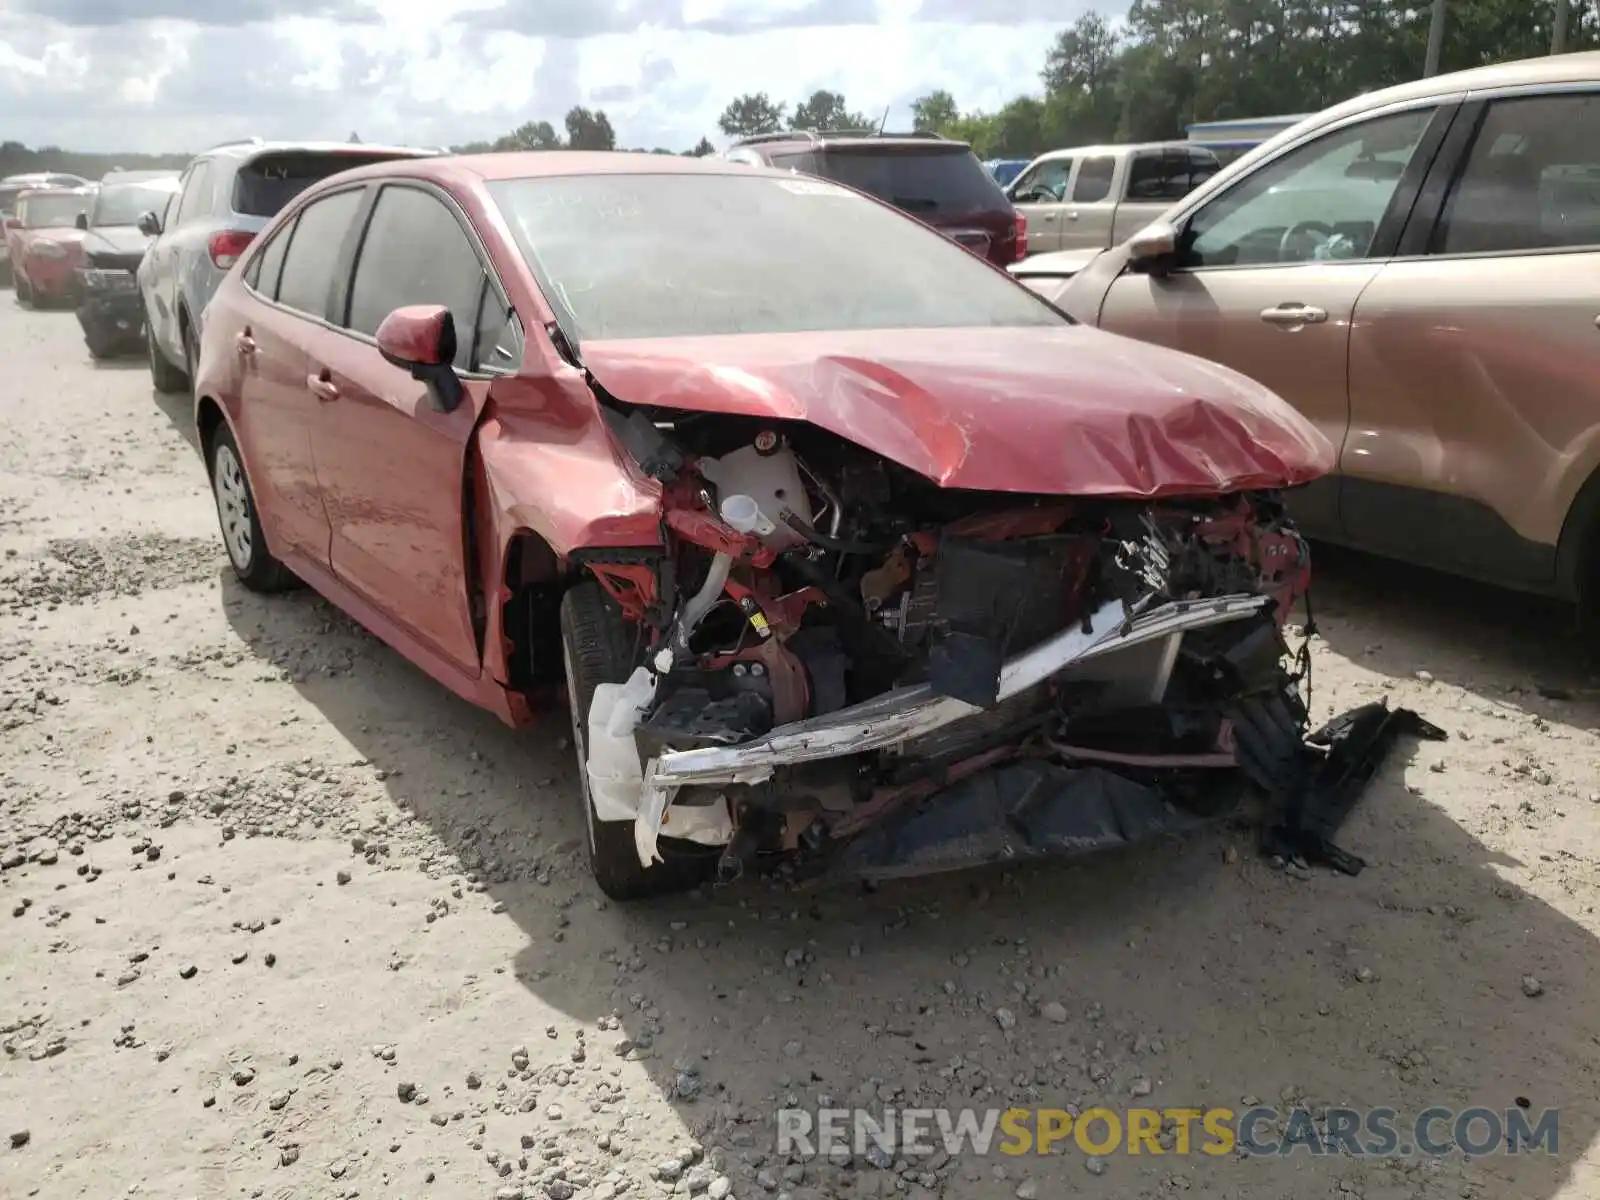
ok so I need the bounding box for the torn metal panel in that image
[644,592,1272,791]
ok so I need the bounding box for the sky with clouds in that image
[0,0,1108,154]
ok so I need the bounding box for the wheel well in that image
[195,397,225,468]
[503,530,568,690]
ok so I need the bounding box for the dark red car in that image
[723,131,1027,266]
[6,187,93,306]
[195,151,1346,900]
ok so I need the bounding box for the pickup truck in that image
[1005,141,1220,255]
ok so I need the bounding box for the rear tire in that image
[146,310,188,393]
[208,423,295,593]
[559,582,713,901]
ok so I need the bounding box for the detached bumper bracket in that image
[1262,700,1448,875]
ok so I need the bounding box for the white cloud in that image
[0,0,1099,153]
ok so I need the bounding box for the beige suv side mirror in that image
[1126,220,1181,275]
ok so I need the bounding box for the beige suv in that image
[1047,52,1600,619]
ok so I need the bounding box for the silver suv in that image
[136,138,439,393]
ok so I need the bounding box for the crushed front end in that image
[576,413,1437,885]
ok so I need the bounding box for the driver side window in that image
[1013,158,1072,201]
[1184,107,1436,268]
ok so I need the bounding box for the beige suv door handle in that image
[1260,303,1328,326]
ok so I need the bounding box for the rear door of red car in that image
[230,185,368,566]
[304,180,519,678]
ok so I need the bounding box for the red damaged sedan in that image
[193,152,1428,900]
[6,187,92,306]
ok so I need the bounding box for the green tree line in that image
[720,0,1600,159]
[0,141,189,181]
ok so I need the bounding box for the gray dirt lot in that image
[2,296,1600,1200]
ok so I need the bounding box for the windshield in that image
[489,172,1060,341]
[22,194,88,229]
[812,148,1009,217]
[91,182,177,227]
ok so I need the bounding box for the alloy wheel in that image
[212,443,254,572]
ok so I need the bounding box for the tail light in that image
[207,229,255,270]
[1012,211,1028,262]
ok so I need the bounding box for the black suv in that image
[723,130,1025,267]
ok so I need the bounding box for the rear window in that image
[811,147,1010,216]
[231,151,425,218]
[489,172,1061,341]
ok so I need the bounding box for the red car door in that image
[305,182,514,678]
[232,187,367,567]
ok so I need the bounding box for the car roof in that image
[1209,50,1600,181]
[1031,140,1200,161]
[101,175,181,192]
[16,186,95,198]
[197,139,442,164]
[1322,48,1600,119]
[316,149,798,188]
[734,131,973,152]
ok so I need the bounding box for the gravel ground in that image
[3,298,1600,1200]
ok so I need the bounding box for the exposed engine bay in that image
[575,406,1443,885]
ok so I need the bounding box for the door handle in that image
[1066,211,1080,220]
[307,373,340,403]
[1260,303,1329,326]
[235,331,257,355]
[1042,212,1057,221]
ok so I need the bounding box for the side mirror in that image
[136,211,161,237]
[377,304,464,414]
[1126,220,1181,276]
[74,212,89,231]
[2,217,19,232]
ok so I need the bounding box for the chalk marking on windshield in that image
[774,179,852,198]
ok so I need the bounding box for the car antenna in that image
[877,105,890,134]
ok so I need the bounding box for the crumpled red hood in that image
[580,325,1335,498]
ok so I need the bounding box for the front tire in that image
[182,319,199,396]
[146,310,188,393]
[85,326,120,361]
[14,274,31,307]
[208,424,295,593]
[559,582,712,900]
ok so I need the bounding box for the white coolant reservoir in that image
[584,666,655,821]
[699,442,812,549]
